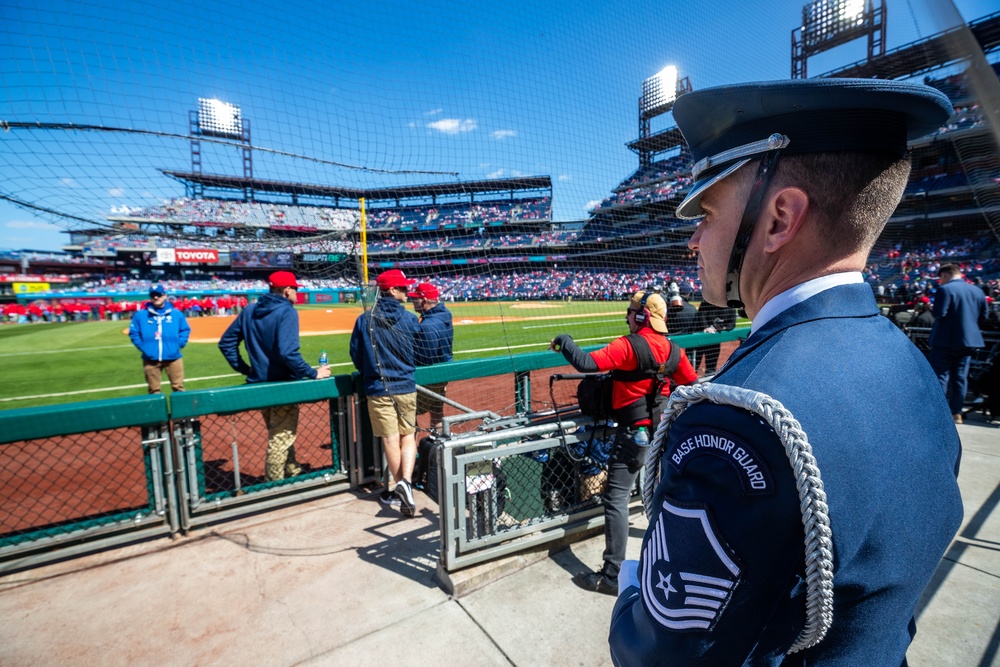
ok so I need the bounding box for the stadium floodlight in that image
[640,65,679,117]
[197,98,243,139]
[801,0,867,49]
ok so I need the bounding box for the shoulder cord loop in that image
[643,382,834,654]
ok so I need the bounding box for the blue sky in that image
[1,0,996,251]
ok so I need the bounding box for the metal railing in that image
[0,327,749,574]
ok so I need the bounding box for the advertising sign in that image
[174,248,219,264]
[13,282,51,293]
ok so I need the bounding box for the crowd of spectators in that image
[865,236,1000,301]
[617,153,693,190]
[590,177,691,213]
[114,199,358,231]
[112,196,551,234]
[366,197,550,230]
[73,233,357,254]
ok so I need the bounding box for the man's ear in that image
[761,186,810,254]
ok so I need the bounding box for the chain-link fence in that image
[435,417,637,571]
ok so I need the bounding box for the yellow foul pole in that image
[360,197,369,285]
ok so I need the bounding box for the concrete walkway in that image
[0,416,997,667]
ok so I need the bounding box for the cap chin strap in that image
[725,147,785,313]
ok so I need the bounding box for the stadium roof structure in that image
[160,170,552,202]
[625,127,686,156]
[624,12,1000,159]
[821,11,1000,80]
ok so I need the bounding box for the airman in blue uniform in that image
[609,78,964,666]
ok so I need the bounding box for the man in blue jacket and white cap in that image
[219,271,330,482]
[351,269,421,517]
[609,78,963,665]
[129,284,190,394]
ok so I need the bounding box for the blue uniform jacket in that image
[415,303,454,366]
[218,293,317,383]
[929,279,987,349]
[610,283,963,666]
[349,295,419,396]
[129,301,190,362]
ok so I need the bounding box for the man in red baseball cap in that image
[375,268,415,292]
[268,270,301,290]
[408,282,453,429]
[219,270,330,482]
[350,269,421,516]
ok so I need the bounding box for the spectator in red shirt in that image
[549,291,697,594]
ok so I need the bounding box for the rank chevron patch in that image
[641,498,742,632]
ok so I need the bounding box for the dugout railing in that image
[0,328,748,575]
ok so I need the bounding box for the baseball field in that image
[1,299,668,410]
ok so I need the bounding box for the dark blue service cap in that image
[673,78,953,219]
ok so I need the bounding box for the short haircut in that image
[770,152,911,255]
[939,263,959,277]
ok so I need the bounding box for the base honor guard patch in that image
[641,498,742,632]
[667,427,774,495]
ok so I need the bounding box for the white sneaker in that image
[394,479,416,517]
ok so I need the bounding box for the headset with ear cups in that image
[633,291,651,325]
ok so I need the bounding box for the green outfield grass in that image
[0,300,637,410]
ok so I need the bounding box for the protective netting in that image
[1,0,998,421]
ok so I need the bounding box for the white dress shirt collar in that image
[751,271,864,335]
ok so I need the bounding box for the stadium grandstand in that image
[1,8,998,314]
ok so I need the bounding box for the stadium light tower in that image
[188,98,253,200]
[197,98,243,138]
[637,65,692,166]
[791,0,885,78]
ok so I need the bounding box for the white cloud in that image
[486,169,505,178]
[479,163,491,169]
[491,129,516,140]
[427,118,477,134]
[558,174,572,181]
[108,187,124,197]
[7,220,59,230]
[424,108,444,116]
[407,121,417,128]
[60,177,78,187]
[585,200,602,211]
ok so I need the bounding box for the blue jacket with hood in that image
[218,292,317,383]
[415,302,454,366]
[129,301,190,362]
[349,294,419,396]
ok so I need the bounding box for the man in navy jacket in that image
[409,282,453,428]
[129,284,190,394]
[609,79,963,666]
[219,271,330,481]
[350,269,421,517]
[929,263,988,423]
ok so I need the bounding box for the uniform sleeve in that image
[349,316,364,371]
[218,310,250,375]
[128,312,143,349]
[671,348,699,387]
[277,309,317,380]
[414,321,430,367]
[590,336,636,372]
[609,402,805,665]
[932,287,952,319]
[177,311,191,348]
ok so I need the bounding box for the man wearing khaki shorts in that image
[350,269,421,517]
